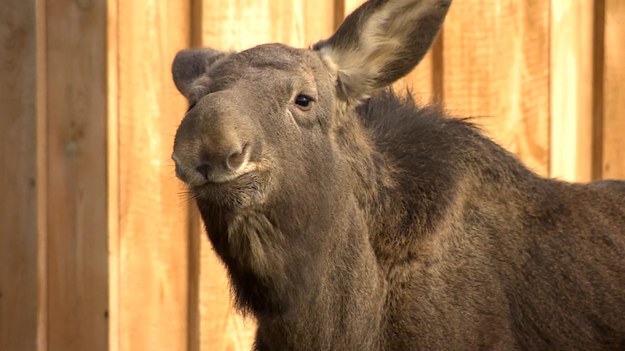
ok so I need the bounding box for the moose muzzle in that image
[172,92,255,186]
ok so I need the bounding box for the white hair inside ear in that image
[315,0,451,101]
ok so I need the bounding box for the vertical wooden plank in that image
[194,2,268,348]
[198,0,335,51]
[187,209,202,351]
[107,0,120,349]
[36,0,48,348]
[550,0,595,182]
[442,0,551,176]
[45,0,108,349]
[398,43,441,105]
[190,1,336,350]
[342,0,362,14]
[591,0,605,182]
[116,0,191,350]
[197,217,254,351]
[602,0,625,179]
[0,1,45,350]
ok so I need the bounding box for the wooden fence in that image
[1,0,623,350]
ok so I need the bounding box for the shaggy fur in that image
[171,0,625,349]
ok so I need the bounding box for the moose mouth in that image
[189,169,268,211]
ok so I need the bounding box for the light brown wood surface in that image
[442,0,550,176]
[114,0,191,350]
[44,0,109,350]
[401,44,441,105]
[196,0,336,51]
[550,0,596,182]
[0,1,43,350]
[107,0,120,349]
[602,0,625,179]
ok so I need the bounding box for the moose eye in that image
[294,94,314,111]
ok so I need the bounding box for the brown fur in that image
[171,0,625,349]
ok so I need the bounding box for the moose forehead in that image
[237,44,311,69]
[202,44,327,94]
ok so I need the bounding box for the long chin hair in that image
[194,156,339,317]
[197,203,315,317]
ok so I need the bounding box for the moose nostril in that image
[195,162,212,180]
[226,144,248,171]
[191,144,249,182]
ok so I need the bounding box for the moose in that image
[171,0,625,349]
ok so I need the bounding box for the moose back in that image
[171,0,625,349]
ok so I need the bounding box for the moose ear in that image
[172,48,228,99]
[314,0,451,101]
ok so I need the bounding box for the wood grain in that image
[115,0,191,350]
[442,0,551,176]
[0,1,44,350]
[107,0,120,349]
[342,0,362,15]
[550,0,595,182]
[45,0,109,349]
[197,0,336,51]
[400,43,441,105]
[602,0,625,179]
[191,1,337,350]
[36,0,48,348]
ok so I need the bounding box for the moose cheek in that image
[286,107,316,130]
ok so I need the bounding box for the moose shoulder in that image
[171,0,625,349]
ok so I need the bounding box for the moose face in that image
[172,45,356,310]
[172,44,344,212]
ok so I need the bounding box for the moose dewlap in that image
[171,0,625,349]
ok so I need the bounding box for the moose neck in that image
[252,197,387,349]
[338,93,530,271]
[196,143,387,349]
